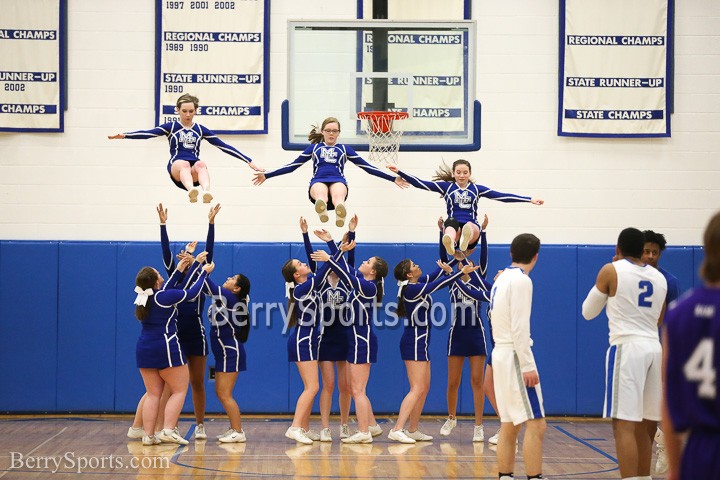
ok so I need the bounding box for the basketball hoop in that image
[357,111,409,164]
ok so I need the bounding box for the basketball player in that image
[252,117,408,227]
[389,255,474,444]
[662,211,720,480]
[201,264,251,443]
[640,229,680,474]
[388,161,542,257]
[582,228,668,480]
[489,233,545,480]
[311,230,389,444]
[109,94,262,203]
[133,251,211,446]
[281,234,343,444]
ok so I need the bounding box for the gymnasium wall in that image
[0,1,717,414]
[0,240,703,414]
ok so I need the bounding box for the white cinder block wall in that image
[0,0,717,245]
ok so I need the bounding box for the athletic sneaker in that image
[459,223,473,251]
[340,424,350,439]
[194,424,207,440]
[335,203,347,228]
[218,429,246,443]
[442,233,455,256]
[157,428,189,445]
[440,417,457,436]
[202,190,213,204]
[127,426,144,439]
[368,424,383,437]
[655,427,668,473]
[341,431,372,444]
[404,429,433,441]
[488,431,500,445]
[472,425,484,442]
[188,187,200,203]
[216,428,233,439]
[285,426,313,445]
[304,429,321,441]
[388,429,416,444]
[315,199,329,223]
[142,434,161,446]
[320,428,332,442]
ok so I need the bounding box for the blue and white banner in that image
[559,0,671,137]
[156,0,268,134]
[0,0,64,132]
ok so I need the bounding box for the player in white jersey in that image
[582,227,667,480]
[489,233,545,480]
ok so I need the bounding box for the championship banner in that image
[0,0,64,132]
[157,0,268,134]
[559,0,671,137]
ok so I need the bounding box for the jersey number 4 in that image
[684,338,717,400]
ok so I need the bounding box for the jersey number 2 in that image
[638,280,653,307]
[684,338,716,400]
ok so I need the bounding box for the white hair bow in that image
[396,280,409,287]
[133,286,154,307]
[285,281,295,299]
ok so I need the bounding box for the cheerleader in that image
[133,251,211,446]
[201,264,251,443]
[311,228,388,444]
[438,215,493,442]
[300,216,353,441]
[109,94,263,203]
[387,161,542,257]
[252,117,408,227]
[389,255,477,443]
[281,234,343,444]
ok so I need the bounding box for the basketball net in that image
[357,111,409,164]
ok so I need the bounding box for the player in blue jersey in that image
[252,117,408,227]
[311,228,389,444]
[109,94,263,203]
[640,229,680,474]
[437,214,493,442]
[133,251,211,446]
[662,211,720,480]
[388,160,543,257]
[281,235,342,444]
[388,253,477,444]
[201,262,251,444]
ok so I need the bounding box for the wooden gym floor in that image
[0,415,666,479]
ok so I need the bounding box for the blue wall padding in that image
[0,241,704,415]
[57,243,118,411]
[0,242,59,411]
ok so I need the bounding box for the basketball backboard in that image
[283,20,480,152]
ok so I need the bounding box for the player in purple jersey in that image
[388,160,543,258]
[252,117,408,227]
[663,211,720,480]
[109,94,263,203]
[133,251,211,446]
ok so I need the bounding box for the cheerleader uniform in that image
[123,121,254,190]
[287,241,338,362]
[263,143,398,210]
[396,170,531,250]
[136,262,208,369]
[202,277,247,373]
[160,222,213,357]
[302,231,354,362]
[327,255,379,364]
[399,265,463,362]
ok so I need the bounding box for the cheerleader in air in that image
[388,160,543,257]
[109,94,263,203]
[252,116,408,227]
